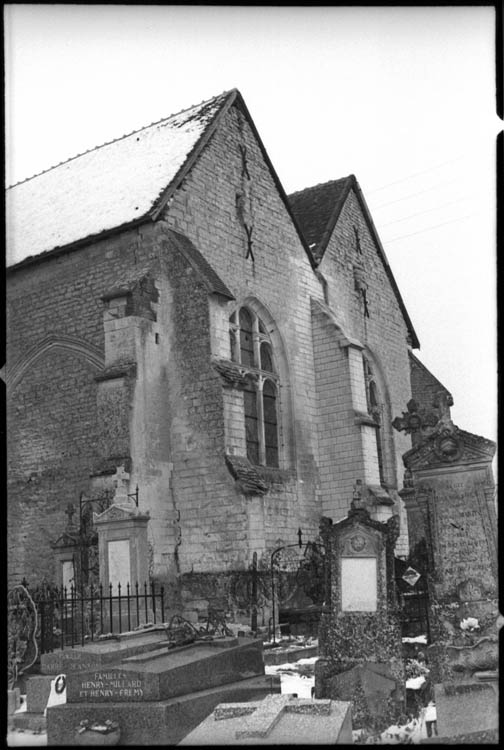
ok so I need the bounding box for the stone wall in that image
[7,99,416,618]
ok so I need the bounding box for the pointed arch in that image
[7,335,104,392]
[362,347,397,487]
[228,296,294,469]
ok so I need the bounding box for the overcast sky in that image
[4,5,499,447]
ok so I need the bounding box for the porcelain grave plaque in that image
[341,557,377,612]
[108,539,131,590]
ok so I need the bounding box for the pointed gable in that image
[288,177,352,261]
[289,175,420,349]
[6,90,235,267]
[409,351,453,412]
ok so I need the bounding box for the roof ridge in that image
[7,88,235,190]
[288,175,354,198]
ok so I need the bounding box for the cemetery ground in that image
[7,633,442,746]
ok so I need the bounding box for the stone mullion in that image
[257,376,266,466]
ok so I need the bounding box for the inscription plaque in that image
[62,560,74,590]
[341,557,377,612]
[77,670,144,702]
[108,539,131,590]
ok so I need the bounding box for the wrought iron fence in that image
[23,580,166,653]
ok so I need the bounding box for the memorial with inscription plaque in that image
[314,491,405,732]
[46,632,275,745]
[395,406,498,742]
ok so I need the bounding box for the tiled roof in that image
[6,90,235,267]
[289,175,420,349]
[288,177,352,260]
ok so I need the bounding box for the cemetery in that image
[8,411,499,744]
[6,88,498,745]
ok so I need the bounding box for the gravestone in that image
[396,413,498,683]
[93,502,150,591]
[46,636,277,745]
[315,493,405,732]
[179,694,353,745]
[394,405,498,742]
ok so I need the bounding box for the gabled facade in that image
[7,89,432,619]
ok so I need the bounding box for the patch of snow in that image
[424,702,436,722]
[6,92,229,266]
[460,617,479,631]
[295,656,319,665]
[279,672,314,699]
[406,675,426,690]
[402,634,427,644]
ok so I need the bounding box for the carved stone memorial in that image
[93,502,150,591]
[315,493,405,732]
[395,406,498,742]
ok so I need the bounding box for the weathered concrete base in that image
[12,712,47,733]
[434,680,498,738]
[47,674,281,745]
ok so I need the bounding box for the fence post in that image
[118,583,122,634]
[109,584,113,634]
[127,583,131,632]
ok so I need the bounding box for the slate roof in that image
[6,90,234,267]
[289,175,420,349]
[288,177,352,261]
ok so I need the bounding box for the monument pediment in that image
[403,425,495,471]
[93,503,149,524]
[51,531,79,549]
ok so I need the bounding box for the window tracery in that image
[229,306,279,467]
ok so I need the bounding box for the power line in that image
[378,195,474,228]
[366,156,465,195]
[383,215,472,244]
[371,178,460,210]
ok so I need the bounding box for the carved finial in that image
[351,479,365,510]
[65,503,77,530]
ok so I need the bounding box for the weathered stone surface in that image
[433,680,498,738]
[47,674,280,746]
[180,695,352,745]
[40,630,168,674]
[25,674,53,713]
[66,638,264,703]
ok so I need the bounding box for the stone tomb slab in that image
[66,637,264,703]
[40,627,169,674]
[47,674,280,746]
[179,694,353,745]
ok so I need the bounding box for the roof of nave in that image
[7,90,233,267]
[6,88,315,272]
[289,175,420,349]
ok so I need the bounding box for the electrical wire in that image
[371,178,460,210]
[379,196,474,227]
[382,215,472,244]
[366,156,465,195]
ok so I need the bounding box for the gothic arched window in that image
[229,307,279,468]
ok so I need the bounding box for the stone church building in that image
[6,89,457,622]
